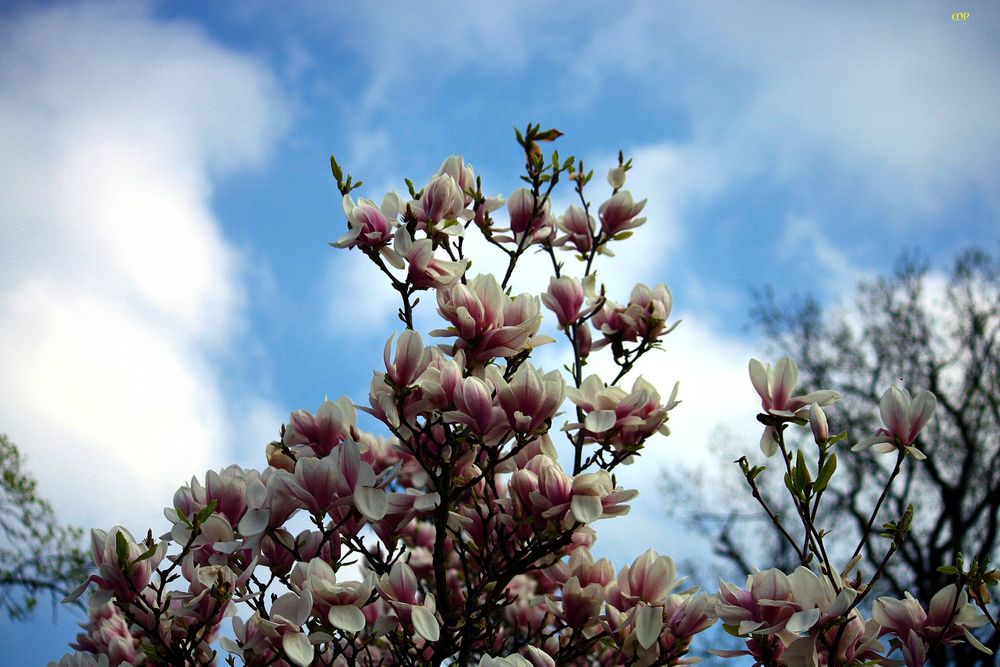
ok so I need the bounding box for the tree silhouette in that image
[672,247,1000,665]
[0,433,89,620]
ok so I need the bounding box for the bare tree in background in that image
[667,247,1000,665]
[0,433,89,620]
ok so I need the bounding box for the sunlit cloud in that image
[0,2,290,530]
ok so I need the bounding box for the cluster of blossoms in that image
[53,127,993,667]
[713,568,988,666]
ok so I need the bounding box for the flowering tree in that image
[52,126,995,666]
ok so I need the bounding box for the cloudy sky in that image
[1,1,997,662]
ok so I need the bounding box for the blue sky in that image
[1,1,998,662]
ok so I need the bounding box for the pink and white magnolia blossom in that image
[555,204,596,254]
[558,575,606,629]
[434,274,550,361]
[283,397,358,457]
[749,357,840,456]
[874,584,992,665]
[333,192,401,249]
[540,276,585,329]
[413,173,466,225]
[437,155,476,206]
[622,283,676,340]
[67,602,141,667]
[303,558,375,633]
[487,362,565,435]
[64,527,167,607]
[852,385,937,460]
[394,229,469,290]
[570,470,638,524]
[444,375,510,442]
[255,588,315,667]
[375,561,440,642]
[598,190,646,236]
[275,440,388,524]
[503,187,555,245]
[713,567,888,666]
[608,165,627,189]
[383,329,431,389]
[566,374,679,454]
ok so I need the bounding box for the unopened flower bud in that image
[575,322,592,357]
[607,166,626,189]
[810,402,829,444]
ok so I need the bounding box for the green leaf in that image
[722,623,741,637]
[784,471,797,496]
[195,500,218,527]
[827,430,849,445]
[937,565,960,576]
[795,449,812,490]
[133,542,159,565]
[612,232,633,241]
[814,453,838,492]
[115,530,129,568]
[329,155,343,183]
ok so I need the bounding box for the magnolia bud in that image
[575,322,593,357]
[607,166,626,189]
[810,403,829,444]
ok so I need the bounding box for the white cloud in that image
[780,215,872,299]
[0,2,290,530]
[582,2,1000,217]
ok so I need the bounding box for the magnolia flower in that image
[852,385,937,460]
[504,188,554,244]
[809,402,829,444]
[598,190,646,236]
[304,558,374,633]
[64,527,167,606]
[874,584,991,665]
[715,568,796,637]
[436,273,508,340]
[444,375,509,441]
[277,441,387,524]
[383,329,431,388]
[283,396,358,457]
[333,192,401,248]
[394,229,468,290]
[607,549,681,612]
[749,357,840,456]
[555,204,595,254]
[64,602,140,666]
[541,276,585,328]
[622,283,676,340]
[566,375,678,452]
[434,274,549,361]
[570,470,637,524]
[437,155,476,205]
[487,362,565,435]
[376,561,440,641]
[560,576,605,628]
[261,589,315,667]
[415,173,466,223]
